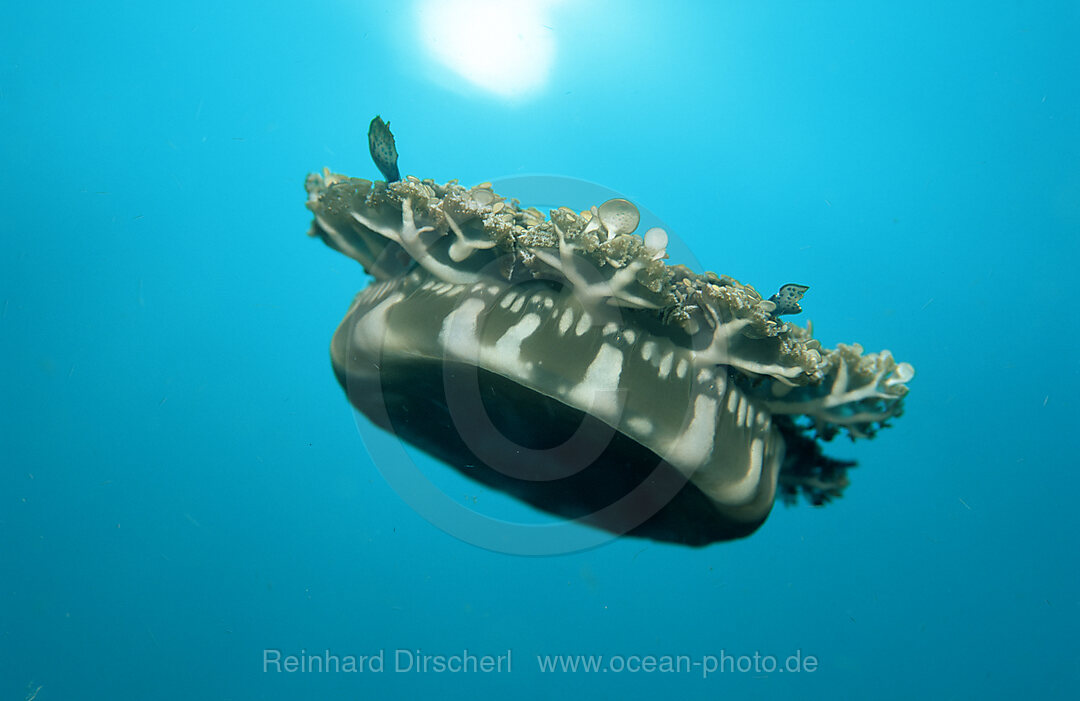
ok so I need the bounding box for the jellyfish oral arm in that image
[689,313,806,383]
[351,198,478,285]
[530,224,660,316]
[765,347,914,439]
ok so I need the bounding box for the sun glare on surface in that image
[417,0,560,99]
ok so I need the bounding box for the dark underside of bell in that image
[333,353,773,547]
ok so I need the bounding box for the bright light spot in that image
[418,0,559,99]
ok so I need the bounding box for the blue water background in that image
[2,1,1078,698]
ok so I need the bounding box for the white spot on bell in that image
[558,308,574,335]
[568,344,624,419]
[664,395,717,469]
[658,352,674,378]
[575,312,592,336]
[626,415,654,436]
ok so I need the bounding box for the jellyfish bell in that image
[304,121,913,547]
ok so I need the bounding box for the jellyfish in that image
[304,120,913,545]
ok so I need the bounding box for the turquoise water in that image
[2,1,1078,698]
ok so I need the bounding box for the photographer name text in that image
[263,648,511,674]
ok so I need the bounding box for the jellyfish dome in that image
[303,118,913,546]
